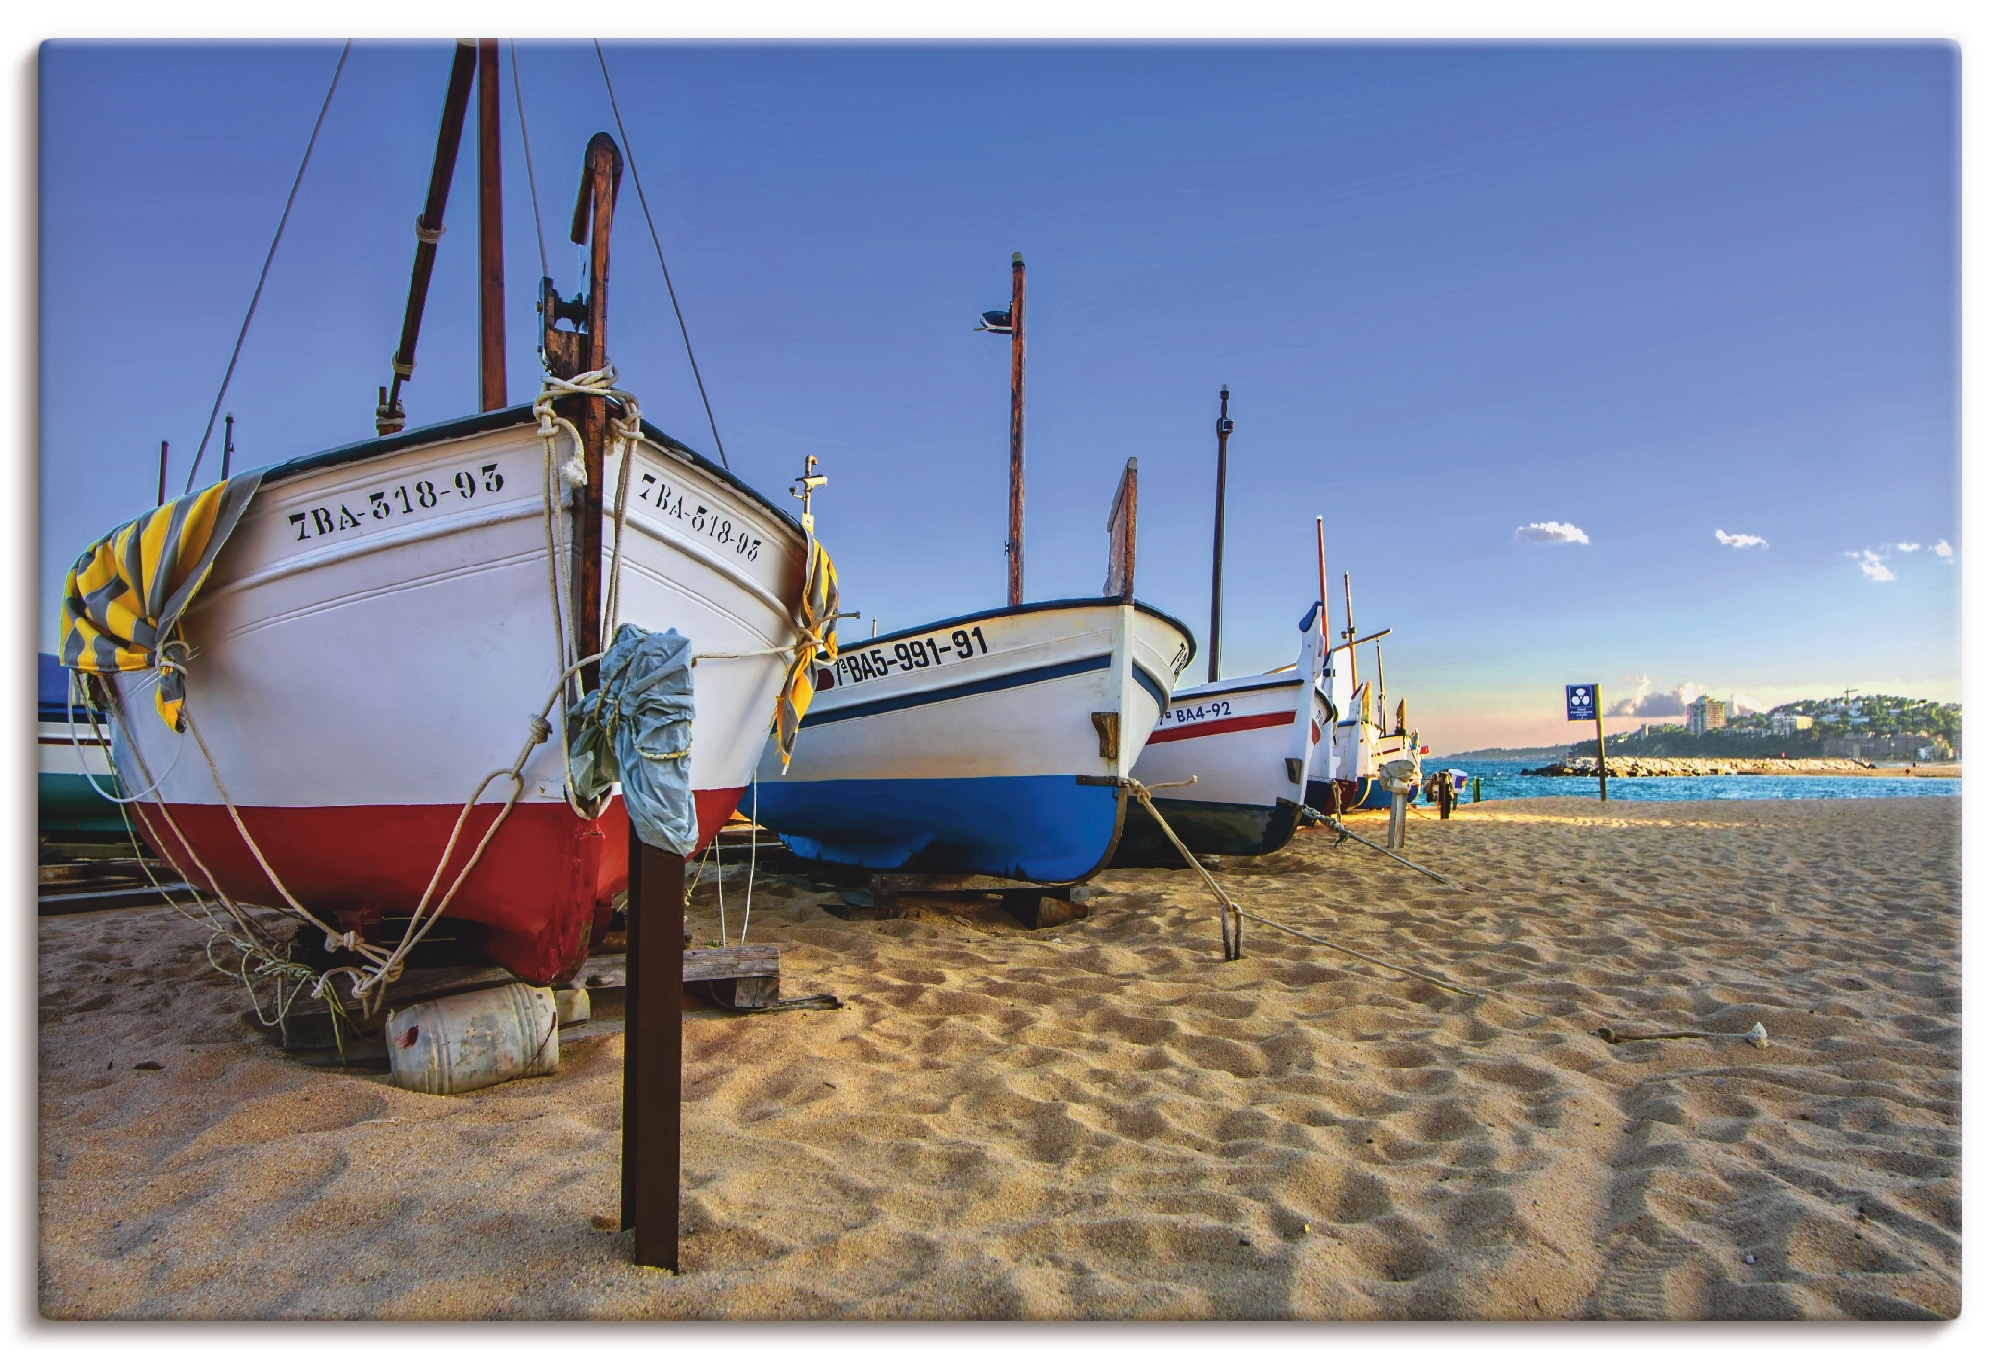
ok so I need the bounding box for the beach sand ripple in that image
[38,797,1958,1318]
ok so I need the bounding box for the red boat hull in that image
[132,786,746,985]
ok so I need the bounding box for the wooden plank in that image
[38,882,196,916]
[577,944,778,991]
[682,945,779,982]
[875,872,1076,894]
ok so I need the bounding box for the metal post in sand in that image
[622,825,684,1271]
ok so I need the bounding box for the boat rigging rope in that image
[508,39,552,281]
[69,673,188,805]
[533,366,644,820]
[591,39,731,471]
[741,772,759,946]
[182,40,351,493]
[174,654,605,1015]
[92,677,337,1035]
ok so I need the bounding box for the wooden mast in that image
[1314,517,1331,658]
[539,132,622,693]
[1343,572,1359,698]
[1007,253,1026,607]
[476,39,506,411]
[1207,386,1233,683]
[376,41,477,436]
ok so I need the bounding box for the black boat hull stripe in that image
[799,654,1113,729]
[1131,663,1169,713]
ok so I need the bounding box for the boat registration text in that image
[822,626,992,689]
[1159,699,1234,728]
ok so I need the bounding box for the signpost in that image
[1566,683,1608,802]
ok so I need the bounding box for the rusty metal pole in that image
[1208,386,1233,683]
[476,39,507,412]
[1007,253,1026,607]
[621,825,684,1272]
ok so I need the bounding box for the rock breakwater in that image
[1524,756,1875,777]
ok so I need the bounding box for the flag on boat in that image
[59,471,264,731]
[774,539,840,770]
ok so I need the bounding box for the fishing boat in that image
[1350,697,1427,809]
[37,653,124,839]
[753,597,1194,880]
[59,45,827,987]
[751,310,1195,885]
[1109,389,1334,861]
[1302,546,1413,815]
[1113,613,1330,863]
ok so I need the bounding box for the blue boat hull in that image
[757,774,1126,883]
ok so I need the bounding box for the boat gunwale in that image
[1164,674,1303,704]
[844,596,1198,658]
[248,404,806,542]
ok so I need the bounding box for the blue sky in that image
[38,41,1959,752]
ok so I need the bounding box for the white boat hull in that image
[101,407,807,983]
[1118,625,1328,860]
[752,599,1194,881]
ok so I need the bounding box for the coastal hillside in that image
[1439,745,1573,763]
[1572,694,1959,763]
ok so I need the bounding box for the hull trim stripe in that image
[799,654,1112,729]
[1131,663,1169,712]
[1147,709,1294,745]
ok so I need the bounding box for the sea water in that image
[1439,758,1961,804]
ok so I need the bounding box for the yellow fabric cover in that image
[60,472,263,730]
[774,538,839,769]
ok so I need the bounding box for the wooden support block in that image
[705,974,780,1010]
[823,888,891,921]
[581,944,781,1012]
[1000,888,1093,930]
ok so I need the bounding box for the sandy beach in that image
[38,796,1959,1320]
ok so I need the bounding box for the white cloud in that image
[1729,691,1761,715]
[1515,520,1589,545]
[1853,549,1895,583]
[1895,542,1922,553]
[1935,540,1954,559]
[1715,529,1766,549]
[1609,677,1709,717]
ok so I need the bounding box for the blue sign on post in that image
[1566,684,1598,721]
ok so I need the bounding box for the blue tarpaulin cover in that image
[566,625,697,855]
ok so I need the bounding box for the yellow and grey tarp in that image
[774,538,839,770]
[60,472,263,731]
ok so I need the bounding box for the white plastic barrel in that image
[385,982,560,1095]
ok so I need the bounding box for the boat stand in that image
[622,834,684,1272]
[869,873,1094,930]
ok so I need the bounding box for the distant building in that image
[1771,714,1814,734]
[1687,696,1727,737]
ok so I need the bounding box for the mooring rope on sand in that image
[1298,804,1456,887]
[1119,777,1483,996]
